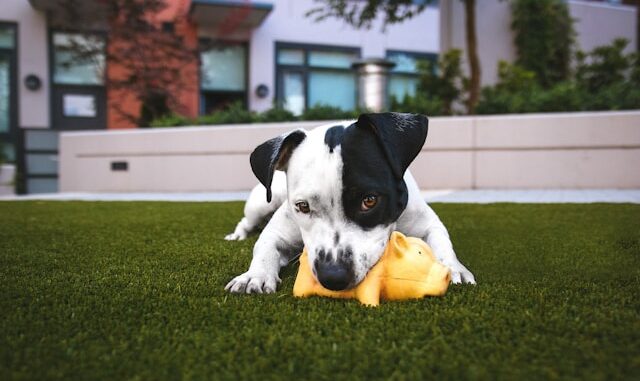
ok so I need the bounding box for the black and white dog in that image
[225,112,475,294]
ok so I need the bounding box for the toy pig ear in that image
[390,232,410,258]
[250,129,306,203]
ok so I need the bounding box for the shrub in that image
[196,102,257,125]
[390,94,444,116]
[391,49,467,116]
[511,0,575,87]
[575,38,632,93]
[476,40,640,115]
[416,49,467,115]
[300,104,360,121]
[149,114,192,127]
[256,107,298,123]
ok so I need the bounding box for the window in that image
[386,51,437,102]
[0,23,16,163]
[200,42,247,114]
[52,32,105,85]
[0,26,15,49]
[276,43,359,115]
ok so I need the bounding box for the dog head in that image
[250,112,428,290]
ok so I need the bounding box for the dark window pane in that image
[53,33,105,85]
[201,45,246,91]
[308,50,357,69]
[308,71,356,110]
[277,49,304,65]
[0,26,15,49]
[282,71,304,116]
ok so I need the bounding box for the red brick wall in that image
[106,0,199,129]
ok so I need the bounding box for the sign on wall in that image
[63,94,96,118]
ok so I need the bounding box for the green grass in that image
[1,202,639,380]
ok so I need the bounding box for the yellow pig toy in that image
[293,231,451,307]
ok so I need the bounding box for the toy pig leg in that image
[354,274,381,307]
[293,251,317,298]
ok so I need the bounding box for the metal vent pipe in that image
[352,58,396,112]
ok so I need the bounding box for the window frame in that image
[48,29,108,131]
[198,39,249,115]
[275,42,361,113]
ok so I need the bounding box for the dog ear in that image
[250,129,306,202]
[356,112,428,180]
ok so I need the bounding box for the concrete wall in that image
[440,0,638,86]
[59,111,640,192]
[1,0,49,128]
[0,164,16,195]
[240,0,440,112]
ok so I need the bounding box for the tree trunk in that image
[464,0,480,114]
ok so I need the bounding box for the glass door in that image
[0,51,16,163]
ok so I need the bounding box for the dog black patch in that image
[324,125,345,153]
[339,113,428,229]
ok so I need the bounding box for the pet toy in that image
[293,232,451,306]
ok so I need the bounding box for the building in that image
[0,0,637,194]
[2,0,440,193]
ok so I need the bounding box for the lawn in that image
[0,201,639,380]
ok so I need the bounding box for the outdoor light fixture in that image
[255,84,269,99]
[24,74,42,91]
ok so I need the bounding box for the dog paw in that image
[224,271,281,294]
[443,260,476,285]
[224,232,247,241]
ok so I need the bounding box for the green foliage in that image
[391,49,467,116]
[575,38,633,93]
[255,107,298,123]
[1,202,640,379]
[149,113,192,128]
[300,104,361,121]
[511,0,575,88]
[390,94,443,116]
[306,0,430,29]
[150,102,362,127]
[475,39,640,115]
[196,102,257,125]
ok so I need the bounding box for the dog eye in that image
[295,201,310,214]
[361,195,378,211]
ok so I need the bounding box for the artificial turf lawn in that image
[0,202,639,380]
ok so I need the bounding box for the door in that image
[0,47,17,164]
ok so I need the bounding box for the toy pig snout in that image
[427,262,452,295]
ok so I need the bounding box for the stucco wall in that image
[440,0,638,86]
[59,111,640,192]
[2,0,49,128]
[245,0,440,112]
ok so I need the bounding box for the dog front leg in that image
[225,204,302,294]
[420,205,476,285]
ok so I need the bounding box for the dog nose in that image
[315,260,352,291]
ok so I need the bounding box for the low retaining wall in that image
[59,111,640,192]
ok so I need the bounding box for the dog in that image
[225,112,475,294]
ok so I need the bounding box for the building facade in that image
[0,0,637,194]
[1,0,440,193]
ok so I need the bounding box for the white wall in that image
[248,0,440,112]
[570,0,637,54]
[1,0,49,128]
[59,111,640,192]
[440,0,638,86]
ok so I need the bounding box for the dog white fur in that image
[225,117,475,294]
